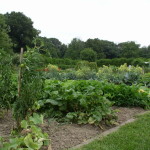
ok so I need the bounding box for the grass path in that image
[75,112,150,150]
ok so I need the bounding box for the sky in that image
[1,0,150,46]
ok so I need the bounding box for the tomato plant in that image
[13,45,45,128]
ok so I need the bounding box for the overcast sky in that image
[1,0,150,46]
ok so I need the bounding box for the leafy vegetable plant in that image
[0,113,50,150]
[38,80,150,126]
[38,80,116,125]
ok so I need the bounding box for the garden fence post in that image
[18,47,23,97]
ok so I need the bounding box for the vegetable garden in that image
[0,47,150,150]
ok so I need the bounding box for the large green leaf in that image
[31,125,43,137]
[45,99,59,106]
[21,120,28,129]
[24,134,41,149]
[6,137,24,150]
[29,113,43,125]
[88,117,96,124]
[66,112,77,120]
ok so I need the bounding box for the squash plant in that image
[0,113,50,150]
[38,80,116,125]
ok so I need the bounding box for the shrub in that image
[96,59,111,67]
[57,64,75,70]
[140,73,150,87]
[96,58,149,67]
[76,61,98,71]
[47,64,60,71]
[97,64,144,85]
[101,82,150,108]
[80,48,97,62]
[75,67,97,80]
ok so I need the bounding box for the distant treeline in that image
[0,11,150,61]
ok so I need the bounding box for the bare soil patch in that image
[0,107,145,150]
[0,111,15,138]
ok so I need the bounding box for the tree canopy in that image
[80,48,97,62]
[0,11,149,59]
[4,11,39,52]
[85,38,119,59]
[118,41,140,58]
[0,14,12,53]
[36,36,67,58]
[65,38,85,59]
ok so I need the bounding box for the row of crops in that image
[0,47,150,149]
[38,80,150,125]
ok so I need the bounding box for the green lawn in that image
[76,112,150,150]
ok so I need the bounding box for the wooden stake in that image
[18,48,23,97]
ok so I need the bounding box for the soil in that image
[0,107,145,150]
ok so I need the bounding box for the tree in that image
[0,14,12,53]
[139,46,150,58]
[85,38,119,59]
[59,44,67,58]
[147,46,150,58]
[49,38,67,58]
[98,40,119,59]
[85,38,106,59]
[36,36,67,58]
[118,41,140,58]
[80,48,97,62]
[65,38,85,59]
[4,11,39,52]
[37,36,61,58]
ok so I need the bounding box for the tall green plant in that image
[0,50,15,109]
[13,46,45,128]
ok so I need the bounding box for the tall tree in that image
[0,14,12,53]
[139,46,150,58]
[118,41,140,58]
[37,37,58,57]
[36,37,67,58]
[59,44,67,58]
[65,38,85,59]
[85,38,118,59]
[85,38,106,59]
[4,11,39,52]
[99,40,119,59]
[49,38,67,58]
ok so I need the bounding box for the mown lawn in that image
[76,112,150,150]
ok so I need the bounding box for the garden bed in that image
[0,107,145,150]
